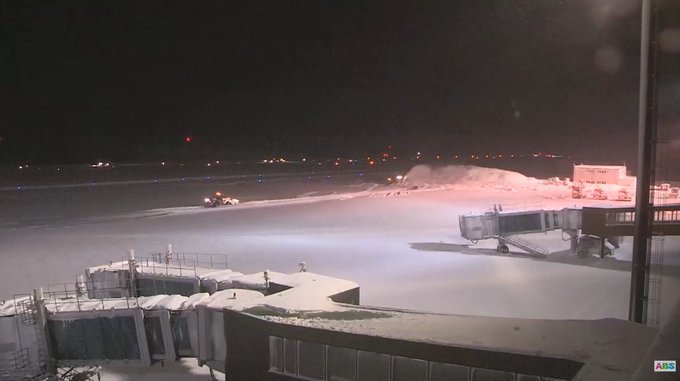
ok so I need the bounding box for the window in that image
[429,362,469,381]
[392,356,427,381]
[208,311,226,362]
[327,346,357,381]
[357,350,390,381]
[170,314,193,356]
[269,336,284,372]
[48,316,140,361]
[144,317,165,357]
[299,341,325,379]
[284,338,298,375]
[471,367,514,381]
[516,374,541,381]
[270,337,327,379]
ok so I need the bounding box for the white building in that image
[573,164,636,187]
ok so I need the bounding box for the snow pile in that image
[403,165,539,189]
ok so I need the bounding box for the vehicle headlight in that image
[204,198,211,202]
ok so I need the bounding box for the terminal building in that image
[572,164,636,187]
[0,247,669,381]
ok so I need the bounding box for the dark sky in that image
[1,0,679,164]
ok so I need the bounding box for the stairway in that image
[500,235,549,257]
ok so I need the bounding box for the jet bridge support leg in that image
[496,237,509,254]
[563,229,579,254]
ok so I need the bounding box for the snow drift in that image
[403,164,539,188]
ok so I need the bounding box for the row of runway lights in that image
[13,173,364,190]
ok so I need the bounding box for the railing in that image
[148,252,229,270]
[0,348,44,381]
[501,235,549,256]
[137,252,229,278]
[13,294,36,324]
[44,280,137,313]
[0,348,30,373]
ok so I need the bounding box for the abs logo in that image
[654,360,676,372]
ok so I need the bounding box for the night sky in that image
[1,0,679,165]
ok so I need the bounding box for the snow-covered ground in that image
[1,164,679,379]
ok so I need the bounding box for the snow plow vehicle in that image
[592,187,608,200]
[617,188,632,202]
[571,184,585,199]
[203,192,239,207]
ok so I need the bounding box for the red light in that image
[382,153,389,158]
[185,136,192,143]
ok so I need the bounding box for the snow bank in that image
[404,165,539,189]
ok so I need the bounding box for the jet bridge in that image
[459,208,582,256]
[460,204,680,256]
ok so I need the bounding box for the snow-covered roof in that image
[36,269,358,315]
[198,269,244,283]
[181,293,210,310]
[87,260,129,273]
[197,289,265,309]
[188,271,358,311]
[257,305,656,381]
[255,271,358,311]
[0,296,32,317]
[44,296,144,313]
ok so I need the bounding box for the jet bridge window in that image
[170,314,193,356]
[48,316,140,361]
[144,317,165,357]
[498,213,542,235]
[136,278,197,297]
[208,311,226,362]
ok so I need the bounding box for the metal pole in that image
[128,249,137,298]
[630,0,660,324]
